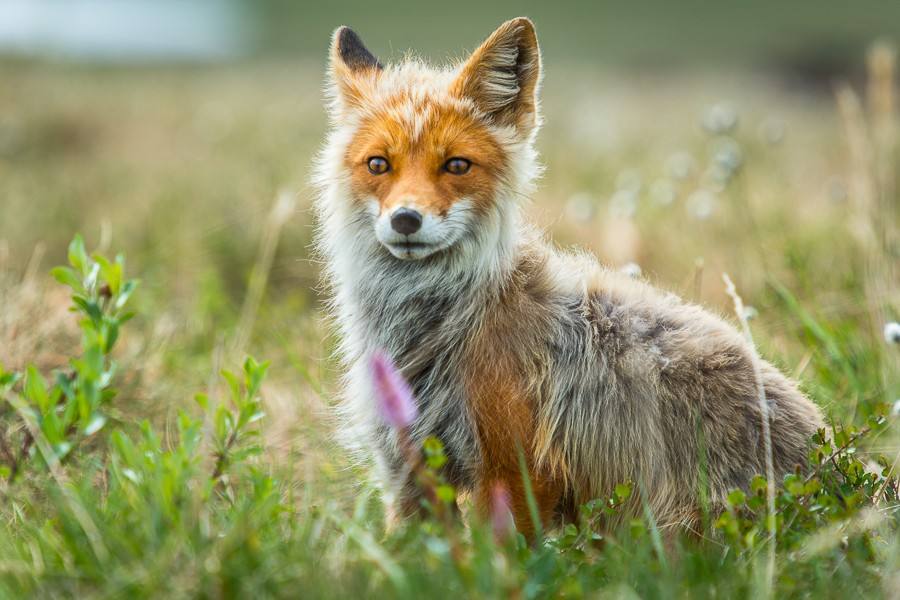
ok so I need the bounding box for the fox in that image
[313,18,824,537]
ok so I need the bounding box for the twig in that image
[804,426,871,485]
[211,429,239,482]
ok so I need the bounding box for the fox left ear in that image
[452,18,542,133]
[328,26,383,112]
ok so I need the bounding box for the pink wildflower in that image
[370,350,418,430]
[490,481,515,541]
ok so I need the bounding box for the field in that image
[0,37,899,598]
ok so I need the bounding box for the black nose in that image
[390,208,422,235]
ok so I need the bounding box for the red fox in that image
[314,18,824,537]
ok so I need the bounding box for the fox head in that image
[316,18,542,263]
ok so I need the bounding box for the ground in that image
[0,54,897,597]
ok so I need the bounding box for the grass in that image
[0,43,898,598]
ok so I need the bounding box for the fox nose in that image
[390,208,423,235]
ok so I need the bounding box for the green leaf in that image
[0,366,21,390]
[230,446,263,463]
[24,366,50,413]
[40,409,64,444]
[116,280,139,310]
[105,321,120,353]
[743,528,758,549]
[747,495,766,511]
[84,414,107,436]
[93,252,123,295]
[244,357,270,399]
[727,489,746,507]
[221,369,241,404]
[614,482,633,502]
[194,392,209,411]
[84,262,101,294]
[68,235,88,274]
[215,406,230,440]
[784,475,805,496]
[436,484,456,504]
[121,467,141,484]
[423,436,448,469]
[53,442,73,460]
[72,296,103,326]
[51,266,83,291]
[833,427,849,447]
[750,475,768,494]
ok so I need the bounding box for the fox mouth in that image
[394,241,428,250]
[383,240,438,260]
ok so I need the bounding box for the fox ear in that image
[328,26,382,111]
[452,18,541,132]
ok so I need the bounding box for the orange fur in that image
[346,102,506,217]
[466,258,567,537]
[466,354,564,538]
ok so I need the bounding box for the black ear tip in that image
[333,25,382,70]
[335,26,360,50]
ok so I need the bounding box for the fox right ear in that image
[328,27,382,112]
[452,18,542,133]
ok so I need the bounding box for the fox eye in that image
[444,157,471,175]
[367,156,390,175]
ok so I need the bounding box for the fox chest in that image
[402,340,539,486]
[355,278,543,485]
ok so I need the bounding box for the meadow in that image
[0,39,898,597]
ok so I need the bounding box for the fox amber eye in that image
[367,156,390,175]
[444,157,471,175]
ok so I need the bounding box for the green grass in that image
[0,49,898,598]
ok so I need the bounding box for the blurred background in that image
[3,0,900,73]
[1,1,897,463]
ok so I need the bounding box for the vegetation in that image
[0,40,898,599]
